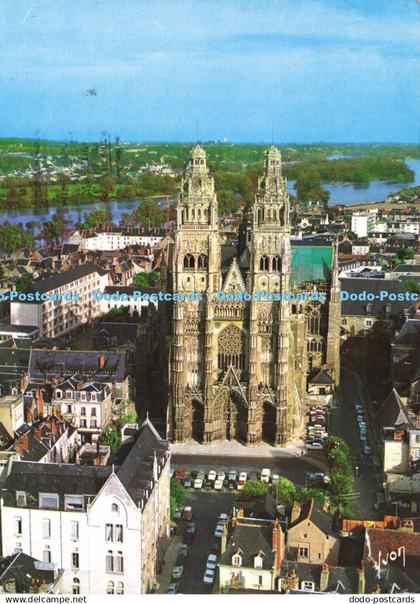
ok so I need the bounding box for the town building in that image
[0,552,64,593]
[286,499,340,565]
[0,418,170,594]
[159,145,341,445]
[70,227,165,252]
[218,516,284,591]
[351,211,377,238]
[10,263,109,339]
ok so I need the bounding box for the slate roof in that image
[0,324,39,335]
[0,552,61,593]
[374,389,414,430]
[2,419,168,509]
[340,278,411,317]
[280,561,360,594]
[393,320,420,348]
[0,348,30,382]
[21,262,107,297]
[309,369,333,385]
[28,350,127,382]
[219,517,276,570]
[289,499,337,538]
[7,416,76,462]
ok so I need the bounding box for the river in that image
[0,159,419,227]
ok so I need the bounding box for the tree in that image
[42,219,64,247]
[133,271,159,288]
[271,477,296,506]
[170,478,186,517]
[98,425,121,453]
[83,205,113,228]
[135,199,163,226]
[15,272,34,290]
[0,224,23,256]
[238,480,268,500]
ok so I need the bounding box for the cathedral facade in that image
[161,145,340,445]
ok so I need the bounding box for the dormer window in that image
[254,553,264,569]
[232,553,242,567]
[301,581,315,592]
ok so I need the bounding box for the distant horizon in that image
[1,136,419,147]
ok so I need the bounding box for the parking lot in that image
[157,491,235,594]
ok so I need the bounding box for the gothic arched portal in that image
[191,399,204,442]
[262,401,276,445]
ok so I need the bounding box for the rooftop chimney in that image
[290,501,301,525]
[34,426,42,442]
[272,519,284,572]
[99,354,105,369]
[320,564,330,592]
[358,565,365,594]
[14,434,29,454]
[37,389,44,418]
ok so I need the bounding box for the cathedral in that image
[160,144,341,445]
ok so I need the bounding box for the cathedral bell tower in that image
[247,145,293,445]
[168,145,220,442]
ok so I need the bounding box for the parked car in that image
[363,444,372,455]
[228,470,237,482]
[354,404,364,413]
[175,469,186,480]
[227,481,236,490]
[172,565,184,579]
[196,470,206,480]
[360,434,367,443]
[206,553,218,570]
[306,441,324,450]
[238,472,247,484]
[194,478,203,489]
[272,474,280,485]
[214,524,224,538]
[184,478,192,488]
[203,569,215,584]
[357,414,365,423]
[181,506,193,520]
[173,509,182,520]
[186,521,197,534]
[179,544,189,558]
[308,472,330,484]
[261,468,271,483]
[167,583,178,594]
[217,471,226,481]
[218,513,228,522]
[214,479,224,490]
[208,470,217,481]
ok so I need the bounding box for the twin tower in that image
[161,145,340,446]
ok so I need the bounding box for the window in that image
[80,407,86,416]
[80,419,87,428]
[71,552,79,570]
[39,493,59,510]
[72,578,80,595]
[42,518,51,539]
[232,554,242,567]
[116,581,124,595]
[259,255,269,271]
[115,552,124,573]
[90,419,97,429]
[105,524,113,542]
[67,405,72,414]
[301,581,315,591]
[71,521,79,541]
[258,575,263,587]
[272,256,281,272]
[106,581,114,594]
[16,491,26,507]
[91,407,97,417]
[298,547,309,558]
[254,555,263,569]
[14,517,22,537]
[115,525,123,543]
[65,495,84,510]
[43,547,51,564]
[111,503,119,515]
[198,254,208,269]
[106,551,113,572]
[365,319,373,328]
[183,253,195,269]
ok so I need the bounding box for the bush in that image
[239,480,269,500]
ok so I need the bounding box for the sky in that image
[0,0,419,143]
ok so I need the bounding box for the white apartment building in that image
[53,376,113,444]
[69,228,165,252]
[351,211,377,238]
[99,286,159,316]
[10,263,109,338]
[0,419,170,595]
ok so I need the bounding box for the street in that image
[329,366,380,519]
